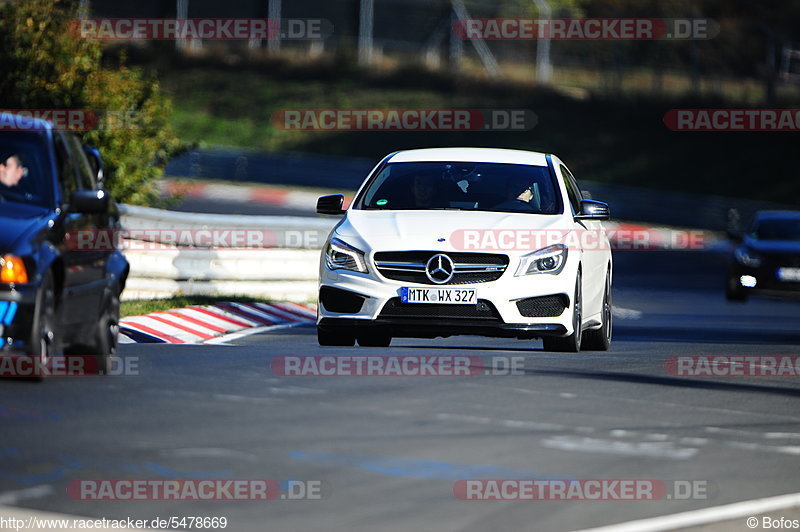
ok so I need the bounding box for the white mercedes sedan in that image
[315,147,612,352]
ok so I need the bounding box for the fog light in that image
[740,275,757,288]
[0,255,28,284]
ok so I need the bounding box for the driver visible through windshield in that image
[0,131,53,208]
[358,161,563,214]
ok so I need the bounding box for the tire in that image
[317,325,356,346]
[582,271,612,351]
[542,271,582,353]
[29,270,58,379]
[357,330,392,347]
[89,290,121,375]
[725,276,747,302]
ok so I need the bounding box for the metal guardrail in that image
[120,205,332,300]
[120,205,336,249]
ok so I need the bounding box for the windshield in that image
[752,217,800,241]
[356,161,563,214]
[0,131,53,208]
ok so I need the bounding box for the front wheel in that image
[542,272,582,353]
[90,290,121,375]
[582,272,612,351]
[725,276,747,302]
[28,270,58,379]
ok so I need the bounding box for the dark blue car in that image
[0,113,128,377]
[726,210,800,301]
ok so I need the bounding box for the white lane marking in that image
[570,491,800,532]
[541,435,698,460]
[160,448,258,461]
[679,437,710,445]
[765,432,800,439]
[725,441,800,455]
[212,393,284,405]
[707,427,800,442]
[433,412,568,432]
[266,385,325,396]
[612,306,643,319]
[0,485,53,505]
[204,321,307,345]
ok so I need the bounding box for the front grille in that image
[374,251,508,285]
[763,255,800,269]
[516,295,569,317]
[378,298,501,321]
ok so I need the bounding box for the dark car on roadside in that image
[726,210,800,302]
[0,113,128,377]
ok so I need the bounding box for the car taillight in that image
[0,255,28,284]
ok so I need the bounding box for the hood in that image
[0,204,50,253]
[335,209,571,253]
[745,238,800,256]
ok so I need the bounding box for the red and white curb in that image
[119,302,316,344]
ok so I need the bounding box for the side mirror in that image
[317,194,346,215]
[71,189,109,214]
[83,147,104,187]
[574,200,610,220]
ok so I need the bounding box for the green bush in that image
[0,0,180,205]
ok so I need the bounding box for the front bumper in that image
[0,284,37,355]
[729,264,800,299]
[318,258,578,339]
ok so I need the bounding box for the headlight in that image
[515,244,568,276]
[734,247,761,268]
[325,237,367,273]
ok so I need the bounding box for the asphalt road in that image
[2,251,800,532]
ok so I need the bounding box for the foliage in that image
[0,0,181,205]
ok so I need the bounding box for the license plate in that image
[777,267,800,282]
[401,287,477,304]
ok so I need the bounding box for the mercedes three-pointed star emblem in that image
[425,254,455,284]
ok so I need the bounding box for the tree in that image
[0,0,181,205]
